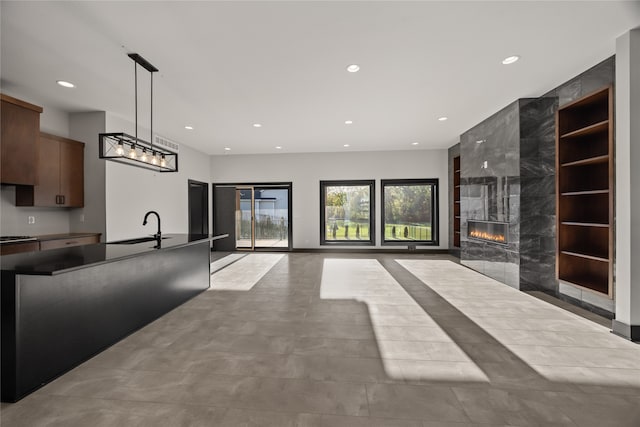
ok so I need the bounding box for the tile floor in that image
[1,253,639,426]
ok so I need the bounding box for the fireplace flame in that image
[469,230,506,243]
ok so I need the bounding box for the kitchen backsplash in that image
[0,186,72,236]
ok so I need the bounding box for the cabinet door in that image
[32,134,61,207]
[39,235,98,251]
[59,140,84,207]
[1,97,41,185]
[15,133,85,207]
[0,241,39,255]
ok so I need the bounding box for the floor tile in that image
[4,254,640,427]
[233,377,369,416]
[0,394,227,427]
[366,383,470,422]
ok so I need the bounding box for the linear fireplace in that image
[468,220,508,245]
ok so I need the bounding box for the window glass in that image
[382,179,438,245]
[320,180,375,245]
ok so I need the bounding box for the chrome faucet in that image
[143,211,161,240]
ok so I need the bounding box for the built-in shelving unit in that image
[556,86,613,297]
[453,156,461,248]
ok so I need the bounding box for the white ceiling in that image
[2,1,639,155]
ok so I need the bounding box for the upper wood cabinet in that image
[16,133,84,207]
[1,94,43,185]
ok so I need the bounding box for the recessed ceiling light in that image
[343,144,350,147]
[275,146,282,150]
[184,125,193,130]
[412,142,419,146]
[56,80,75,88]
[344,120,353,125]
[253,123,262,128]
[438,116,448,121]
[224,147,231,151]
[346,64,360,73]
[502,55,520,65]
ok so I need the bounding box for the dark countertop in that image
[0,234,228,276]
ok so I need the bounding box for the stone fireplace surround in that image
[450,57,615,315]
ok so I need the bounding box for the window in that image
[381,179,438,245]
[320,180,375,245]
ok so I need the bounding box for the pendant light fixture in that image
[99,53,178,172]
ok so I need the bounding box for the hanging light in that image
[98,53,178,172]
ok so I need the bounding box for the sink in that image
[107,236,170,245]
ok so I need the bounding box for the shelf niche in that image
[556,85,613,297]
[453,156,461,247]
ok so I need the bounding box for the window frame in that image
[320,179,375,246]
[381,178,439,246]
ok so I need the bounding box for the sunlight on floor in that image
[397,259,640,390]
[320,258,490,382]
[210,253,285,291]
[210,253,246,273]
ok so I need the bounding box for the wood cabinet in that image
[16,133,84,207]
[39,234,100,251]
[556,86,613,297]
[453,156,461,248]
[0,234,101,256]
[0,241,39,256]
[0,94,43,185]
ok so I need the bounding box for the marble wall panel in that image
[460,101,520,288]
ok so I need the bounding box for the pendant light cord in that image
[134,60,138,144]
[150,72,153,150]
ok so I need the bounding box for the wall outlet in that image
[28,216,35,224]
[80,214,85,223]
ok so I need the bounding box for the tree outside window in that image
[320,180,375,245]
[382,179,438,245]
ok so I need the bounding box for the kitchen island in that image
[0,233,228,402]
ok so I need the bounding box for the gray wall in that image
[210,149,449,250]
[69,112,107,240]
[614,28,640,332]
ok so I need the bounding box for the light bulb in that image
[141,148,148,162]
[160,154,166,168]
[116,142,124,155]
[151,151,158,165]
[129,145,137,159]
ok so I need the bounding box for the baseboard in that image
[611,320,640,342]
[291,248,451,254]
[557,292,615,320]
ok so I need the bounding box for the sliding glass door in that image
[253,187,289,248]
[235,187,254,250]
[214,183,291,251]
